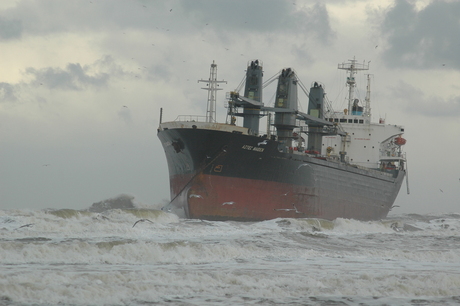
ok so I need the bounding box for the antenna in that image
[364,74,372,123]
[198,61,227,123]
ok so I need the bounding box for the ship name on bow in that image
[242,145,265,152]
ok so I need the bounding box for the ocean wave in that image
[1,209,460,305]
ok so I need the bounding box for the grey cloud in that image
[381,0,460,69]
[412,95,460,117]
[1,1,334,46]
[0,16,22,40]
[13,56,128,93]
[180,1,335,44]
[299,3,335,44]
[26,63,109,91]
[392,81,460,117]
[146,64,172,82]
[180,0,292,32]
[0,82,19,102]
[93,55,128,77]
[0,0,162,36]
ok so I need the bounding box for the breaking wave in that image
[1,205,460,305]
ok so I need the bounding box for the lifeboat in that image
[394,136,406,146]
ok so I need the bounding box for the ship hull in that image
[158,123,405,221]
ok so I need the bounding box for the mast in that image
[198,61,227,123]
[364,74,372,123]
[338,58,369,113]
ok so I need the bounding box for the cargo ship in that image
[157,59,407,221]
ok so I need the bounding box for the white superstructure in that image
[321,59,405,170]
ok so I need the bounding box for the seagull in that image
[440,189,444,193]
[222,201,235,205]
[296,163,309,170]
[132,219,154,228]
[293,204,301,213]
[189,194,203,199]
[390,222,401,232]
[257,140,268,146]
[275,204,300,213]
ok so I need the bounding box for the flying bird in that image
[258,140,268,146]
[296,163,309,170]
[132,219,154,228]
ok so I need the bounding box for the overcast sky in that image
[1,0,459,214]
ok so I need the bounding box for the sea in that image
[1,207,460,306]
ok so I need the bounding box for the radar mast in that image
[338,58,369,113]
[198,61,227,123]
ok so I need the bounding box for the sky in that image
[1,0,459,214]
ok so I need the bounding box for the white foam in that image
[1,209,460,305]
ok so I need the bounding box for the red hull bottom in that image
[174,174,388,221]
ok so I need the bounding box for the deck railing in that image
[174,115,207,122]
